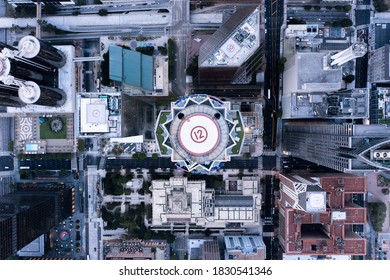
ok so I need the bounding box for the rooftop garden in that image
[39,117,67,139]
[156,111,170,155]
[231,112,244,155]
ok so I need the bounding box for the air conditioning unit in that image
[373,150,390,159]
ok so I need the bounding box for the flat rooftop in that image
[296,53,342,91]
[109,46,154,91]
[199,7,260,68]
[284,89,369,119]
[80,98,109,133]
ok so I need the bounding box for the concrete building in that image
[370,87,390,125]
[278,173,366,256]
[224,235,266,260]
[187,238,221,260]
[104,239,168,260]
[283,52,342,95]
[7,0,74,6]
[283,122,390,173]
[0,185,74,259]
[330,43,367,66]
[369,44,390,83]
[377,233,390,260]
[285,25,319,39]
[155,95,245,173]
[231,101,263,156]
[109,45,168,96]
[282,89,369,119]
[77,92,121,138]
[198,6,264,85]
[151,177,261,230]
[0,36,75,113]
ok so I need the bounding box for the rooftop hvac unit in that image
[374,151,390,159]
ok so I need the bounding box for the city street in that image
[264,0,284,149]
[170,0,189,95]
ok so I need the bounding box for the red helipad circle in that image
[190,126,208,143]
[93,109,100,117]
[178,114,220,155]
[227,44,235,52]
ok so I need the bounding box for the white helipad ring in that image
[178,114,220,156]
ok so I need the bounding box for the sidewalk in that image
[366,172,390,232]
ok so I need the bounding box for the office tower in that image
[330,43,367,66]
[278,173,366,256]
[283,122,390,173]
[0,186,74,259]
[198,6,263,85]
[369,44,390,83]
[155,94,245,173]
[0,36,66,108]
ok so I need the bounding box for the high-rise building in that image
[283,122,390,173]
[0,36,67,108]
[278,173,366,256]
[151,177,261,229]
[224,235,266,260]
[198,6,263,85]
[7,0,74,7]
[369,44,390,83]
[0,185,74,259]
[330,43,367,66]
[155,94,245,173]
[282,89,369,119]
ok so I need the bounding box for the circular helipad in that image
[227,44,235,52]
[58,230,70,242]
[178,114,220,156]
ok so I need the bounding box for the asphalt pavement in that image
[0,156,13,171]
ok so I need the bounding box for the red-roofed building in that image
[278,173,366,256]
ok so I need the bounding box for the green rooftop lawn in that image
[39,117,67,139]
[156,112,169,154]
[231,113,244,155]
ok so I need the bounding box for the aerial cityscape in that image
[0,0,390,261]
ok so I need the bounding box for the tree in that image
[304,6,312,11]
[72,10,81,16]
[368,202,387,231]
[288,18,306,24]
[100,51,110,86]
[93,0,102,3]
[278,57,287,73]
[135,46,155,56]
[343,5,352,11]
[7,141,13,152]
[373,0,388,12]
[382,188,390,195]
[152,153,159,159]
[314,6,321,11]
[343,74,355,83]
[335,6,343,11]
[98,9,108,16]
[340,18,353,27]
[157,46,168,55]
[167,39,175,81]
[326,6,332,10]
[77,139,85,152]
[166,232,175,244]
[42,6,58,15]
[137,153,147,160]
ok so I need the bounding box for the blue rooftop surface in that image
[123,50,141,88]
[109,46,123,82]
[109,46,154,91]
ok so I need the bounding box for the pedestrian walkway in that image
[366,172,390,232]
